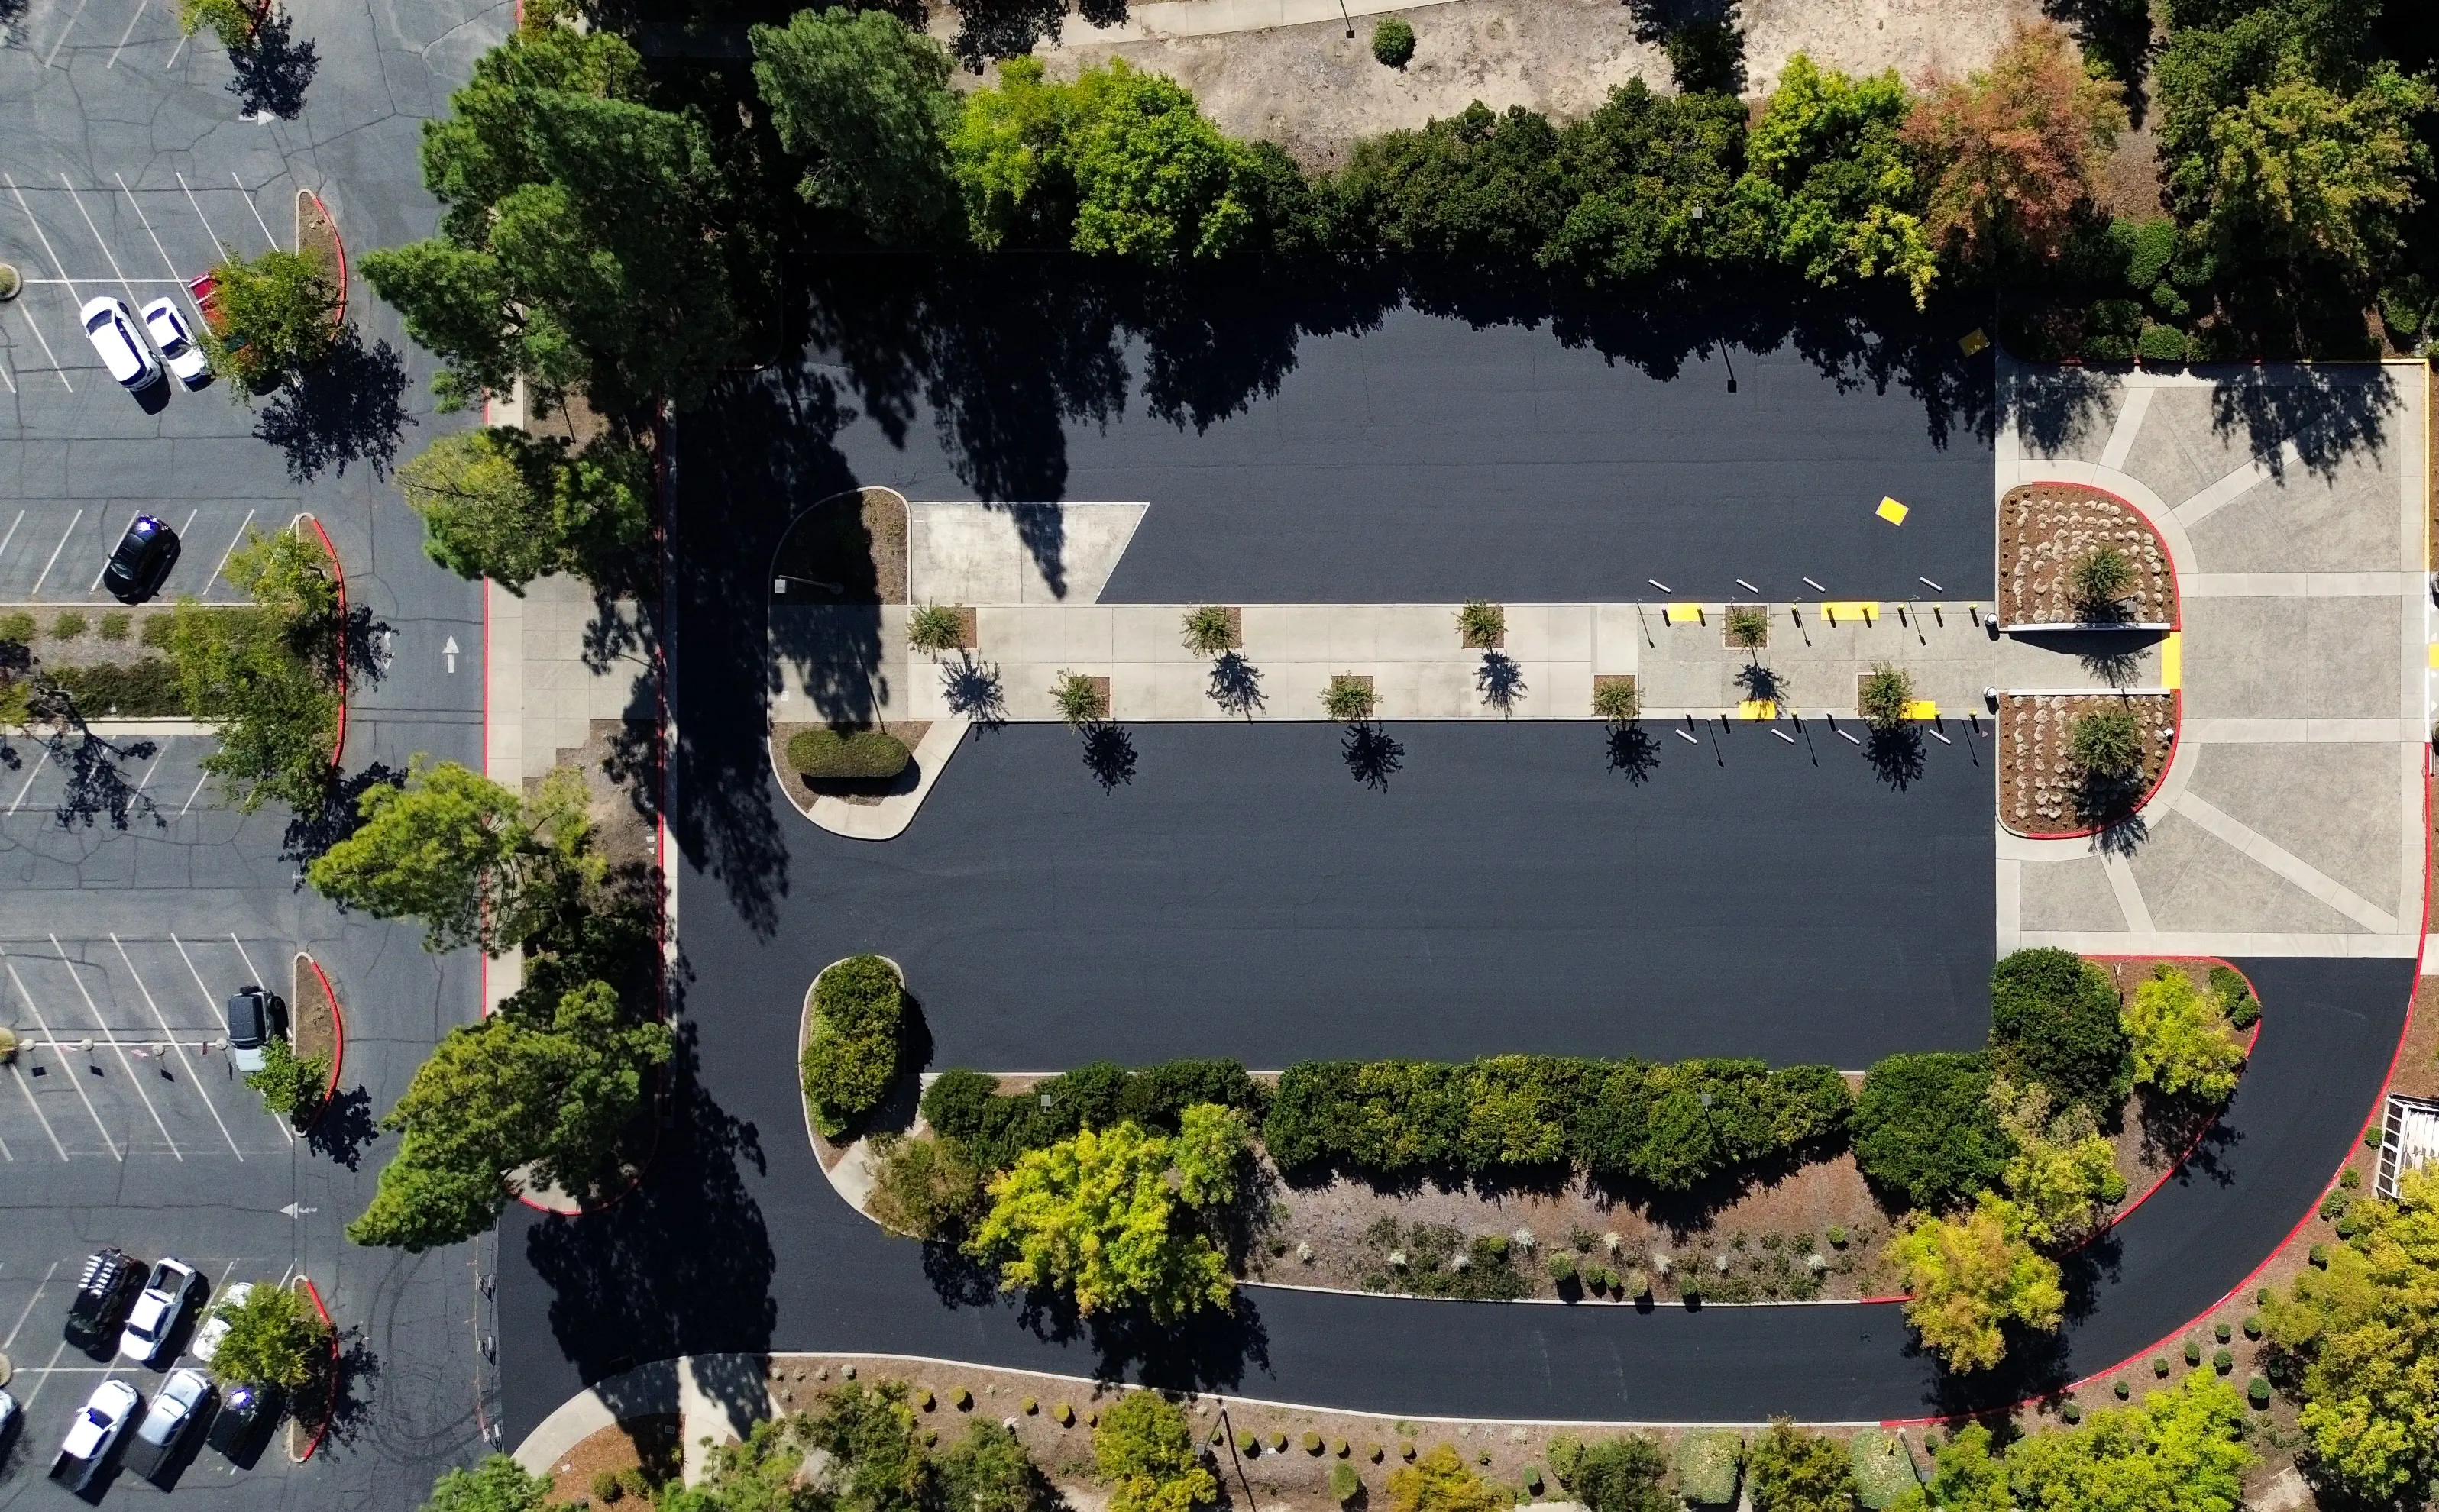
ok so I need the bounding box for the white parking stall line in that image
[173,937,285,1149]
[0,1114,12,1161]
[89,509,140,594]
[5,1064,70,1159]
[105,0,147,66]
[118,173,200,312]
[53,935,181,1160]
[0,297,75,392]
[174,170,225,260]
[2,954,121,1160]
[19,1340,70,1410]
[228,934,270,994]
[28,508,83,599]
[0,346,15,394]
[2,1262,62,1346]
[6,176,82,305]
[134,735,171,794]
[233,173,279,251]
[8,758,44,813]
[41,0,92,67]
[114,934,244,1158]
[176,768,210,816]
[207,507,256,591]
[0,512,25,573]
[62,176,144,312]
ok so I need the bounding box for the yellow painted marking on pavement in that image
[1738,700,1777,721]
[1902,700,1939,721]
[2162,632,2183,690]
[1959,328,1990,357]
[1876,497,1909,525]
[2428,642,2439,669]
[1821,600,1879,625]
[1664,604,1703,625]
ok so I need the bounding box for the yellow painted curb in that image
[1664,604,1703,625]
[1901,700,1939,721]
[1821,600,1878,625]
[1737,699,1777,721]
[2162,632,2183,690]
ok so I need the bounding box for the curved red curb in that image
[2001,690,2183,843]
[295,951,346,1136]
[300,513,346,770]
[295,1275,337,1462]
[2002,481,2184,634]
[305,190,347,329]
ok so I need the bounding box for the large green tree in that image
[396,428,650,591]
[750,7,959,242]
[1852,1051,2014,1211]
[166,525,341,814]
[1733,53,1936,305]
[1988,948,2133,1111]
[1885,1192,2065,1371]
[420,1456,556,1512]
[1540,82,1748,282]
[200,247,340,389]
[1744,1421,1859,1512]
[348,979,671,1249]
[204,1281,330,1391]
[359,18,734,415]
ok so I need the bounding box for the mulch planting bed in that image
[290,955,337,1071]
[542,1414,681,1508]
[1999,693,2176,835]
[1999,483,2176,627]
[295,191,341,288]
[771,720,930,810]
[772,489,907,606]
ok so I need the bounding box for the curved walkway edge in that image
[786,717,971,842]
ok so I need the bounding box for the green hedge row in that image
[921,1058,1262,1174]
[40,659,188,718]
[788,727,911,780]
[1263,1055,1850,1191]
[801,955,907,1139]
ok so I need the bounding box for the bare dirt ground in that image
[1005,0,2046,164]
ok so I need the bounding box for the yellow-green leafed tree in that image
[2123,962,2247,1104]
[964,1119,1232,1320]
[1886,1192,2064,1371]
[1095,1393,1216,1512]
[1993,1077,2127,1248]
[2262,1166,2439,1504]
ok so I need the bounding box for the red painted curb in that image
[296,1275,337,1461]
[300,513,346,769]
[295,952,346,1135]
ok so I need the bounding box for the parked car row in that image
[79,296,210,393]
[36,1249,283,1491]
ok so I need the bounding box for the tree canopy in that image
[2123,962,2247,1103]
[1988,948,2133,1111]
[205,1281,329,1391]
[1744,1421,1860,1512]
[1886,1192,2065,1371]
[1993,1076,2127,1247]
[420,1456,557,1512]
[396,428,649,592]
[1852,1052,2014,1211]
[751,8,961,242]
[1386,1445,1506,1512]
[1094,1392,1216,1512]
[202,247,340,389]
[166,525,341,815]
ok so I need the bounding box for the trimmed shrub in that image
[1330,1462,1361,1504]
[801,955,907,1139]
[1547,1252,1577,1284]
[2209,964,2258,1029]
[1852,1052,2011,1210]
[2153,1355,2170,1377]
[2247,1376,2271,1409]
[2062,1401,2082,1423]
[2185,1339,2203,1366]
[1370,15,1415,66]
[1746,1424,1854,1510]
[1520,1464,1543,1495]
[920,1060,1262,1174]
[1673,1428,1744,1504]
[1988,948,2133,1110]
[1544,1436,1583,1485]
[1846,1429,1917,1510]
[788,726,911,780]
[1303,1431,1323,1455]
[2242,1314,2261,1339]
[1570,1436,1668,1512]
[1237,1432,1258,1455]
[2114,1378,2130,1399]
[2213,1349,2233,1374]
[2136,322,2191,364]
[2214,1320,2231,1343]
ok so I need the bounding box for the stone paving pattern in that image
[1996,363,2428,963]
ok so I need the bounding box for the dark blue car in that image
[102,515,180,604]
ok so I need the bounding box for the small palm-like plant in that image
[907,603,965,654]
[1456,599,1505,648]
[1858,664,1913,730]
[1591,679,1639,724]
[1726,604,1769,651]
[2070,545,2136,615]
[1180,605,1235,656]
[1321,674,1377,723]
[2069,706,2144,778]
[1049,670,1106,727]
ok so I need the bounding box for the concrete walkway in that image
[1995,361,2430,964]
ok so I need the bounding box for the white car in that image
[118,1257,202,1368]
[80,296,161,390]
[189,1280,252,1365]
[50,1378,142,1491]
[140,298,210,387]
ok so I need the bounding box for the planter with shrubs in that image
[801,955,910,1139]
[788,726,912,781]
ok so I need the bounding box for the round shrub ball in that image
[2152,1356,2170,1378]
[1302,1431,1323,1455]
[2247,1377,2272,1409]
[2113,1378,2130,1399]
[2242,1315,2262,1340]
[2214,1349,2234,1375]
[1370,15,1414,65]
[2185,1340,2203,1366]
[2214,1320,2231,1343]
[2062,1402,2082,1424]
[788,726,911,780]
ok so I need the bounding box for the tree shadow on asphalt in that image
[226,10,318,120]
[940,656,1008,727]
[1863,725,1926,789]
[306,1086,380,1171]
[1080,722,1136,791]
[254,330,412,485]
[1606,723,1661,780]
[522,1023,779,1384]
[17,684,162,831]
[1341,723,1402,790]
[280,762,401,871]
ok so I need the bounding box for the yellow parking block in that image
[1902,699,1939,721]
[1876,497,1910,525]
[2163,632,2182,690]
[1738,699,1777,721]
[1820,600,1879,625]
[2428,641,2439,670]
[1959,328,1991,356]
[1664,603,1703,625]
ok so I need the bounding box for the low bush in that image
[1321,674,1376,722]
[865,1132,983,1239]
[1570,1436,1669,1512]
[2247,1376,2270,1409]
[2153,1355,2170,1377]
[1989,948,2132,1111]
[1852,1051,2011,1210]
[1050,670,1108,726]
[1545,1436,1583,1485]
[99,612,131,641]
[1263,1055,1849,1191]
[1725,604,1770,650]
[1370,14,1414,66]
[1590,679,1639,722]
[1456,600,1505,648]
[1857,664,1912,729]
[51,611,88,640]
[1547,1252,1577,1284]
[2241,1314,2260,1339]
[2214,1320,2231,1342]
[2136,322,2191,364]
[921,1060,1262,1174]
[2209,964,2259,1029]
[1179,606,1235,655]
[1330,1462,1360,1504]
[41,659,188,718]
[2114,1378,2130,1399]
[244,1035,328,1127]
[1672,1430,1744,1507]
[2185,1339,2203,1365]
[788,726,911,780]
[2213,1348,2233,1374]
[0,611,32,643]
[2124,961,2246,1105]
[2069,707,2144,778]
[1302,1431,1323,1454]
[801,955,906,1139]
[1845,1429,1916,1510]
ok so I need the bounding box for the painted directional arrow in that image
[279,1203,319,1219]
[442,635,459,674]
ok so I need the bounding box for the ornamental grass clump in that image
[907,603,966,654]
[1455,599,1504,648]
[1592,679,1640,723]
[1050,670,1108,726]
[1321,674,1377,722]
[1180,606,1235,655]
[1726,604,1769,650]
[2069,706,2144,780]
[2070,544,2137,616]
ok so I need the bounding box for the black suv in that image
[63,1249,144,1349]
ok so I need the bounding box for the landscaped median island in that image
[816,951,2256,1367]
[1997,483,2178,628]
[1998,693,2176,836]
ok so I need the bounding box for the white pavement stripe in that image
[209,507,256,589]
[0,1114,11,1161]
[90,509,139,593]
[54,933,181,1159]
[233,173,279,250]
[2,1263,60,1346]
[115,933,244,1158]
[228,934,270,996]
[8,758,44,813]
[2097,384,2153,473]
[0,511,26,573]
[0,345,15,394]
[177,767,210,816]
[2098,850,2156,934]
[62,176,144,313]
[105,0,146,65]
[28,509,82,599]
[4,177,79,389]
[164,24,187,64]
[2,954,121,1160]
[20,1340,70,1410]
[117,173,201,326]
[41,0,92,66]
[8,1064,70,1159]
[172,935,283,1143]
[175,171,222,260]
[2172,790,2402,934]
[134,735,170,794]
